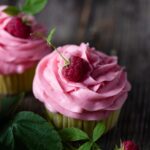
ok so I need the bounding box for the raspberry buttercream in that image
[33,43,131,120]
[0,6,50,75]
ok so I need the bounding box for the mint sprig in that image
[59,127,89,142]
[3,0,48,16]
[78,122,105,150]
[92,122,105,142]
[21,0,48,15]
[0,111,63,150]
[78,141,93,150]
[47,28,70,66]
[47,27,56,47]
[3,6,20,16]
[59,122,105,150]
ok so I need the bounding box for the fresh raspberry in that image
[5,17,31,39]
[122,141,139,150]
[62,56,90,82]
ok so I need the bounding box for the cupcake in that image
[0,5,50,95]
[33,43,131,135]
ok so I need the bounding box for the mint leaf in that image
[47,28,56,44]
[0,93,24,117]
[21,0,48,15]
[92,122,105,142]
[59,127,89,142]
[78,141,93,150]
[0,111,63,150]
[3,6,20,16]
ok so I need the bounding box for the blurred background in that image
[1,0,150,82]
[0,0,150,149]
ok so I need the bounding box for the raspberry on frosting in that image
[33,43,131,120]
[62,56,90,82]
[5,17,32,39]
[0,6,50,75]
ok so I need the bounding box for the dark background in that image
[1,0,150,81]
[0,0,150,149]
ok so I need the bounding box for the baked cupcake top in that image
[33,43,131,120]
[0,6,50,75]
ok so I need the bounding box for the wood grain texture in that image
[83,0,150,82]
[100,82,150,150]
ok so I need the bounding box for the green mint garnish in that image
[3,6,20,16]
[47,28,70,66]
[78,141,93,150]
[59,122,105,150]
[47,27,56,47]
[79,122,105,150]
[59,127,89,142]
[92,122,105,142]
[21,0,48,15]
[0,111,63,150]
[47,27,57,50]
[31,28,56,44]
[3,0,48,16]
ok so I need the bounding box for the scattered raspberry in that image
[5,17,31,39]
[62,56,90,82]
[122,140,139,150]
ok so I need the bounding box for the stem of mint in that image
[47,28,70,66]
[3,6,20,16]
[21,0,48,15]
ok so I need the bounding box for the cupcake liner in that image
[47,110,120,136]
[0,66,36,95]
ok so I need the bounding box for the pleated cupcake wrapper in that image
[47,110,120,136]
[0,66,36,95]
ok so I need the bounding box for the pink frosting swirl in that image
[0,6,50,75]
[33,43,131,121]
